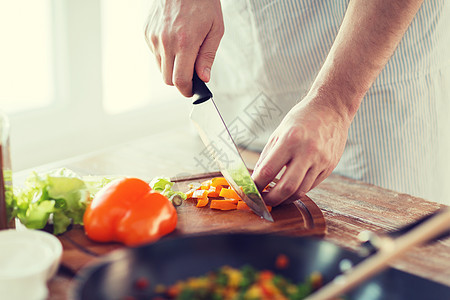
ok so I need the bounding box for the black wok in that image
[73,233,450,300]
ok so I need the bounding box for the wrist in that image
[305,67,366,125]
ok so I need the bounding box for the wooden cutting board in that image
[57,172,326,274]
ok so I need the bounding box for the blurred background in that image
[0,0,190,171]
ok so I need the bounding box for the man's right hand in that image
[145,0,224,97]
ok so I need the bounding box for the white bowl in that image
[0,229,63,300]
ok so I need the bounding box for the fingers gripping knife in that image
[189,72,273,222]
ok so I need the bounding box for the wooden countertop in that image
[13,127,450,299]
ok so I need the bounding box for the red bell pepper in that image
[83,177,177,246]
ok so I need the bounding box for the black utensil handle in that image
[359,208,450,256]
[389,208,450,241]
[192,71,212,105]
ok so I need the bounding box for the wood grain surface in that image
[57,171,326,275]
[10,127,450,299]
[172,171,326,237]
[308,174,450,286]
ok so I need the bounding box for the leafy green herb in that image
[150,177,187,201]
[229,166,259,195]
[215,270,229,287]
[239,265,257,289]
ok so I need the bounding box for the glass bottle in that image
[0,111,14,229]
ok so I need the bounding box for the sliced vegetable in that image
[185,188,196,199]
[169,194,183,207]
[230,165,259,195]
[186,177,273,216]
[206,186,221,198]
[188,182,201,189]
[192,189,208,199]
[200,180,212,190]
[83,177,177,246]
[236,201,251,211]
[275,254,289,269]
[196,198,209,208]
[211,177,229,188]
[149,177,187,203]
[156,265,324,299]
[237,200,272,213]
[210,199,238,210]
[219,188,241,200]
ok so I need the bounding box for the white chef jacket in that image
[209,0,450,204]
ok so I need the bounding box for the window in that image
[0,0,54,114]
[101,0,180,114]
[2,1,188,171]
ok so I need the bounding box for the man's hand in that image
[145,0,224,96]
[252,98,351,207]
[252,0,423,206]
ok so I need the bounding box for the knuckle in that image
[279,181,296,196]
[174,30,190,50]
[145,32,159,53]
[305,139,320,154]
[173,77,190,90]
[150,32,159,45]
[318,151,331,165]
[296,189,307,198]
[285,127,304,146]
[259,165,275,179]
[160,30,171,48]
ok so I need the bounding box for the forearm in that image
[307,0,423,122]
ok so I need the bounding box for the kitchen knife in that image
[190,72,273,222]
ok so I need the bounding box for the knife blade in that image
[190,72,273,222]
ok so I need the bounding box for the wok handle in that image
[359,208,450,256]
[305,208,450,300]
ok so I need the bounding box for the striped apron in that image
[210,0,450,205]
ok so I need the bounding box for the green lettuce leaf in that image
[13,168,90,234]
[81,175,119,196]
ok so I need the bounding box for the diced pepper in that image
[200,180,212,190]
[236,201,251,211]
[219,188,241,200]
[310,271,323,290]
[210,200,238,210]
[196,198,209,207]
[185,188,197,199]
[206,186,221,197]
[259,270,274,281]
[188,182,201,190]
[237,201,272,212]
[192,189,208,199]
[275,254,289,269]
[211,177,229,188]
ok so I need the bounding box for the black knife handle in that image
[192,71,212,105]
